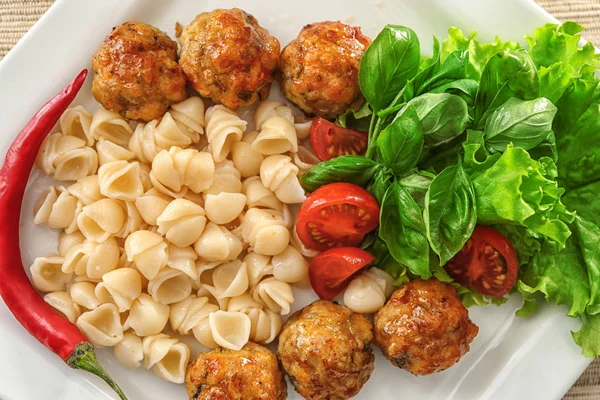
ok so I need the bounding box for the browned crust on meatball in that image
[185,342,287,400]
[374,279,479,376]
[277,300,374,400]
[92,21,188,122]
[178,8,280,110]
[279,21,371,119]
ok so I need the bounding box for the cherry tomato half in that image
[309,247,375,299]
[296,182,380,252]
[444,226,518,297]
[310,118,368,161]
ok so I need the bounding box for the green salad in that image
[301,21,600,357]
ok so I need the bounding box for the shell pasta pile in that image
[29,97,318,384]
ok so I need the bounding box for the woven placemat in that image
[1,0,600,399]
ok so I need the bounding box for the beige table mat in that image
[1,0,600,399]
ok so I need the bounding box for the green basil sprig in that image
[299,156,380,192]
[376,105,423,175]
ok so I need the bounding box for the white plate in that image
[0,0,591,399]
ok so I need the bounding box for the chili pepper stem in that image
[66,342,128,400]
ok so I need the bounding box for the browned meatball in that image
[374,279,479,376]
[92,21,188,122]
[185,342,287,400]
[279,21,371,119]
[178,8,280,110]
[277,300,374,400]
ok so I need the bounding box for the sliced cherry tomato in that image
[296,182,380,251]
[444,225,518,297]
[310,118,368,161]
[309,247,375,299]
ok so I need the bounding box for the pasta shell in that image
[246,308,282,344]
[254,101,294,130]
[212,261,249,298]
[243,176,282,210]
[156,199,206,247]
[83,237,120,279]
[293,145,320,175]
[204,160,242,195]
[227,293,262,312]
[147,267,192,305]
[343,268,394,314]
[67,175,103,205]
[125,293,169,336]
[142,334,190,384]
[272,245,309,283]
[30,254,71,292]
[116,201,148,238]
[60,105,93,145]
[231,140,263,178]
[252,277,294,315]
[170,295,217,335]
[204,192,246,224]
[197,284,230,310]
[149,149,188,198]
[96,138,134,165]
[69,281,101,310]
[167,244,198,280]
[243,252,273,288]
[154,111,193,150]
[77,198,126,242]
[58,231,85,257]
[251,116,298,155]
[171,148,214,193]
[100,268,142,312]
[260,155,306,204]
[114,331,144,369]
[76,303,123,346]
[90,109,133,146]
[129,120,160,164]
[294,116,312,140]
[98,160,144,201]
[124,230,168,280]
[192,317,218,349]
[208,311,251,351]
[53,146,98,181]
[242,208,289,256]
[170,96,205,140]
[44,291,81,323]
[135,188,171,226]
[205,105,246,162]
[33,186,82,233]
[194,222,242,262]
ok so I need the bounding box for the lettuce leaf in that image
[573,313,600,358]
[471,146,573,246]
[441,27,520,80]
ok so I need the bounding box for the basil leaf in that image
[366,237,410,286]
[399,171,434,208]
[359,25,420,111]
[425,162,477,265]
[473,49,539,128]
[377,105,423,175]
[368,168,393,205]
[407,93,469,146]
[299,155,380,192]
[429,78,479,107]
[379,181,430,277]
[484,97,557,153]
[417,49,470,95]
[462,129,499,174]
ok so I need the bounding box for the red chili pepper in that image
[0,69,127,400]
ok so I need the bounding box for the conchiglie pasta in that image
[242,208,289,256]
[147,267,192,305]
[205,105,246,162]
[251,116,298,155]
[125,293,170,336]
[90,109,133,146]
[98,160,144,201]
[150,147,214,197]
[76,303,123,347]
[67,175,103,206]
[58,231,85,257]
[343,268,395,314]
[245,308,282,344]
[207,311,251,351]
[293,145,320,175]
[96,138,135,165]
[116,201,147,238]
[30,254,71,292]
[169,295,217,335]
[124,230,168,280]
[194,222,242,262]
[114,331,144,369]
[82,237,120,279]
[204,193,246,225]
[294,116,313,140]
[243,176,283,210]
[129,120,160,164]
[156,199,206,247]
[167,244,198,280]
[153,111,194,150]
[243,252,273,288]
[69,281,101,310]
[169,96,205,141]
[142,334,190,384]
[60,105,93,145]
[254,101,294,130]
[272,245,309,283]
[231,140,263,179]
[212,260,249,298]
[43,291,81,323]
[204,160,242,195]
[97,268,142,312]
[196,283,230,310]
[77,198,126,242]
[33,186,81,233]
[227,293,262,312]
[252,277,294,315]
[135,188,171,226]
[36,132,98,181]
[260,155,306,204]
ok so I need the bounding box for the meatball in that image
[279,21,371,119]
[92,21,188,122]
[374,279,479,376]
[185,342,287,400]
[277,300,374,400]
[178,8,280,109]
